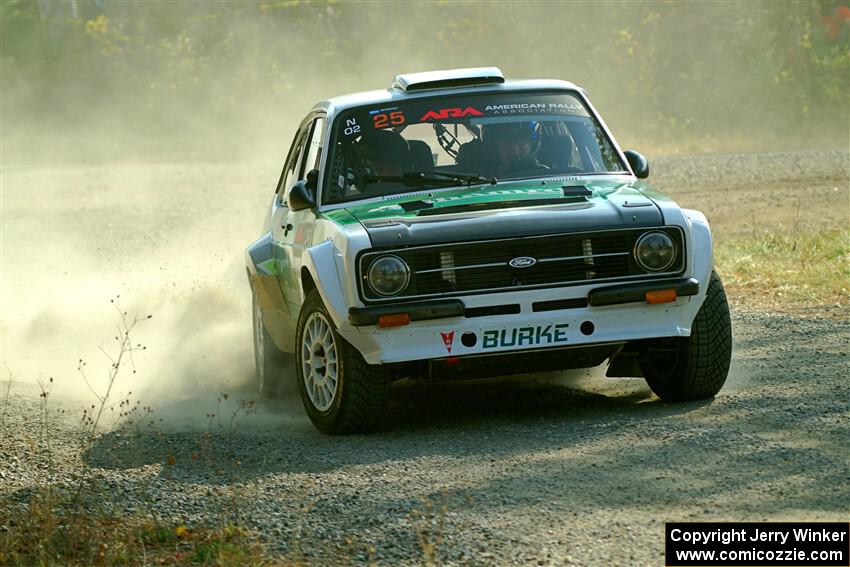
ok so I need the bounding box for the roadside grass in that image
[715,227,849,315]
[0,300,274,567]
[1,298,418,566]
[0,504,268,566]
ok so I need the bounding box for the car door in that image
[267,120,310,348]
[273,114,326,334]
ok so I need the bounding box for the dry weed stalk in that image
[410,496,447,567]
[0,364,14,429]
[0,298,279,565]
[72,296,151,506]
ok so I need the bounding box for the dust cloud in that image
[1,2,848,425]
[0,162,274,425]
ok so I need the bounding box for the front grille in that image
[358,227,685,303]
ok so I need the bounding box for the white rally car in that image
[246,67,732,434]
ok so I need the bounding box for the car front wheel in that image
[639,270,732,402]
[295,290,388,434]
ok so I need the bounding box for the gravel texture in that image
[651,149,849,190]
[2,150,849,565]
[2,310,848,565]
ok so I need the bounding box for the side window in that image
[276,126,309,198]
[299,116,326,179]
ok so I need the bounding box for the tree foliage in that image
[1,0,847,162]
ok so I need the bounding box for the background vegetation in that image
[2,0,849,164]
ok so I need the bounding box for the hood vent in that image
[562,185,592,198]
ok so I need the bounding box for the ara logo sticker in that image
[482,324,569,349]
[419,107,484,121]
[440,331,455,354]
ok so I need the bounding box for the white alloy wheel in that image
[300,311,339,411]
[295,289,388,434]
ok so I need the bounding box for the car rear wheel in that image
[640,270,732,401]
[296,290,388,434]
[252,286,294,398]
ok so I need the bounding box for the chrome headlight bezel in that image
[634,230,677,272]
[366,254,411,297]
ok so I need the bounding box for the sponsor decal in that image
[419,107,483,121]
[368,106,399,115]
[372,111,405,129]
[547,102,585,113]
[440,331,455,354]
[483,102,586,115]
[256,258,281,276]
[429,188,563,204]
[294,223,312,245]
[482,324,569,349]
[343,117,360,136]
[508,256,537,268]
[485,103,546,112]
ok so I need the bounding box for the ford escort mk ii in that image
[246,67,732,433]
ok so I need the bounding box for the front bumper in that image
[338,277,704,365]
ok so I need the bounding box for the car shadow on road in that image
[74,311,850,523]
[78,357,850,519]
[82,371,707,480]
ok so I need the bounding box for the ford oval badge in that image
[509,256,537,268]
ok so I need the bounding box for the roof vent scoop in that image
[392,67,505,92]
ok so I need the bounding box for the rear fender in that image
[246,232,293,352]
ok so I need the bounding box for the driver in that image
[482,121,544,176]
[355,130,411,177]
[457,121,546,177]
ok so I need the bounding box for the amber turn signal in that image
[646,288,677,304]
[377,313,411,328]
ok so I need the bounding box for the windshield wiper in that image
[362,172,497,188]
[362,174,456,187]
[414,171,498,186]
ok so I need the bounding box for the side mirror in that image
[623,150,649,179]
[289,169,320,211]
[305,168,319,191]
[289,180,316,211]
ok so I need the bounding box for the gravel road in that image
[2,150,848,565]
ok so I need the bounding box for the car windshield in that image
[322,90,627,205]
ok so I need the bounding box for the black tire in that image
[295,290,388,434]
[252,286,294,398]
[640,270,732,402]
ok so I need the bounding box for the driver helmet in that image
[483,121,541,165]
[483,121,541,146]
[355,130,410,176]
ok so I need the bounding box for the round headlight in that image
[634,231,676,272]
[367,255,410,296]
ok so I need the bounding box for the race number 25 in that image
[373,111,405,129]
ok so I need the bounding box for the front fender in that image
[301,240,350,329]
[683,208,714,294]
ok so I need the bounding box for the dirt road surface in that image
[2,151,848,565]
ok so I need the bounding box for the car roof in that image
[311,76,586,121]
